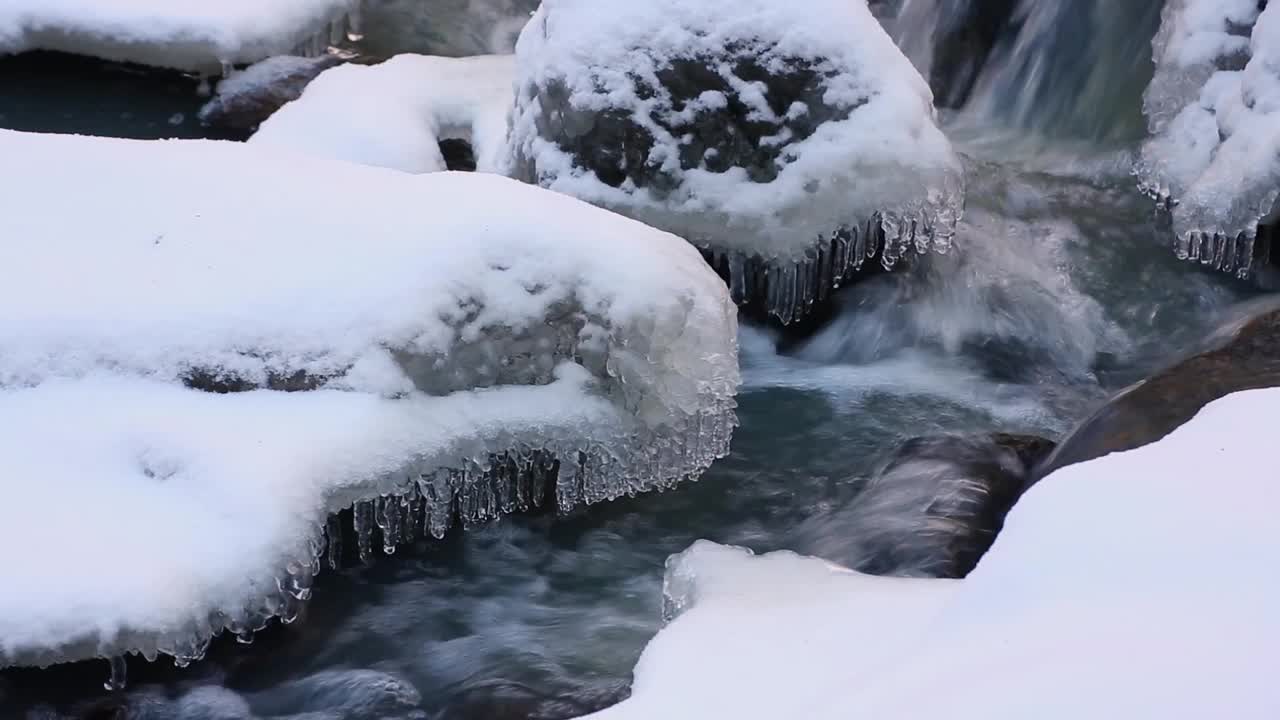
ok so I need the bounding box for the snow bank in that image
[506,0,965,323]
[250,54,514,173]
[0,130,739,670]
[1137,0,1280,278]
[0,0,363,74]
[592,388,1280,720]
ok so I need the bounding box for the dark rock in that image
[1036,296,1280,479]
[433,679,630,720]
[197,54,360,133]
[927,0,1020,108]
[794,433,1055,579]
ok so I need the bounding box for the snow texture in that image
[1137,0,1280,278]
[0,129,739,670]
[505,0,965,323]
[0,0,365,74]
[251,54,515,173]
[591,388,1280,720]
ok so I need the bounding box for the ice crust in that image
[1137,0,1280,278]
[0,130,739,669]
[590,388,1280,720]
[251,54,515,173]
[505,0,965,322]
[0,0,365,74]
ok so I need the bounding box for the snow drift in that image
[0,130,739,671]
[591,388,1280,719]
[505,0,965,323]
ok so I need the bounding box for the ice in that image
[1136,0,1280,279]
[0,130,739,671]
[590,388,1280,720]
[504,0,965,323]
[250,54,515,173]
[0,0,364,74]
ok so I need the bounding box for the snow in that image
[1137,0,1280,276]
[505,0,965,271]
[251,54,515,173]
[0,0,362,74]
[590,388,1280,720]
[0,129,739,669]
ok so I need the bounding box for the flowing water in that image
[0,1,1260,717]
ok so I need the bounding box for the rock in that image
[793,432,1055,579]
[923,0,1020,108]
[197,54,356,132]
[1037,296,1280,479]
[507,0,964,324]
[433,679,630,720]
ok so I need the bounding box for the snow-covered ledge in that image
[591,388,1280,719]
[0,130,739,673]
[0,0,363,74]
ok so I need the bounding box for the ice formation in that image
[250,54,515,173]
[0,0,366,74]
[505,0,966,323]
[0,130,739,671]
[1136,0,1280,279]
[592,388,1280,720]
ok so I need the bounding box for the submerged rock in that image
[1037,296,1280,479]
[433,679,629,720]
[794,433,1055,579]
[198,54,353,132]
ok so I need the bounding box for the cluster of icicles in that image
[706,209,957,324]
[1144,190,1269,280]
[94,402,736,690]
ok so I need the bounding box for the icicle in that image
[728,252,747,304]
[346,0,365,42]
[353,500,376,564]
[325,514,343,571]
[104,655,127,691]
[329,14,348,46]
[218,59,234,78]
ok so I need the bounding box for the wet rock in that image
[433,679,630,720]
[1037,296,1280,479]
[927,0,1020,108]
[794,433,1055,579]
[197,54,357,133]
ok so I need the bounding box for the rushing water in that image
[0,2,1260,718]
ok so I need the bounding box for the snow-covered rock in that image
[0,130,739,671]
[0,0,363,74]
[198,54,349,132]
[1137,0,1280,279]
[505,0,965,323]
[590,388,1280,720]
[250,54,515,173]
